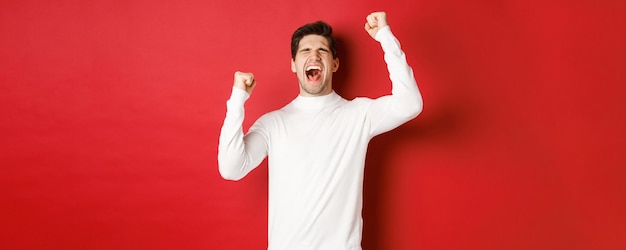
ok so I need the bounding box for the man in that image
[218,12,423,250]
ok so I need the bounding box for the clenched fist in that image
[364,12,388,39]
[233,71,256,95]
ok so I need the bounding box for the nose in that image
[310,50,321,60]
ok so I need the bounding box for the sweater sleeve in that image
[367,26,423,137]
[217,87,269,181]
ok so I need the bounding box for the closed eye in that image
[299,48,329,54]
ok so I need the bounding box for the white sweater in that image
[218,26,423,250]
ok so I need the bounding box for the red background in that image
[1,0,625,249]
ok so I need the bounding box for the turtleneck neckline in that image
[291,91,343,110]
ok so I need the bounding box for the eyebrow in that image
[298,46,330,52]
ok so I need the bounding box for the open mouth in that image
[305,65,322,83]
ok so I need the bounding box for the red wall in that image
[1,0,625,249]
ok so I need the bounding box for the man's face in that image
[291,34,339,97]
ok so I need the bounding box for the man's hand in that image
[364,12,388,39]
[233,71,256,95]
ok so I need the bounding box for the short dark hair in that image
[291,21,338,59]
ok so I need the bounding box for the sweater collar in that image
[291,91,343,110]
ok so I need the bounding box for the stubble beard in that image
[300,76,329,96]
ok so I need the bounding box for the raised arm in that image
[217,72,268,181]
[364,12,423,137]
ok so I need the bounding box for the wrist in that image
[375,25,392,42]
[229,86,250,104]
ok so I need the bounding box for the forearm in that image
[367,26,423,136]
[376,26,423,117]
[217,87,266,180]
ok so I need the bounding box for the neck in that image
[292,91,341,110]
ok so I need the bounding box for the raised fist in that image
[233,71,256,95]
[364,12,388,39]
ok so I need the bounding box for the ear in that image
[291,59,296,73]
[332,57,339,72]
